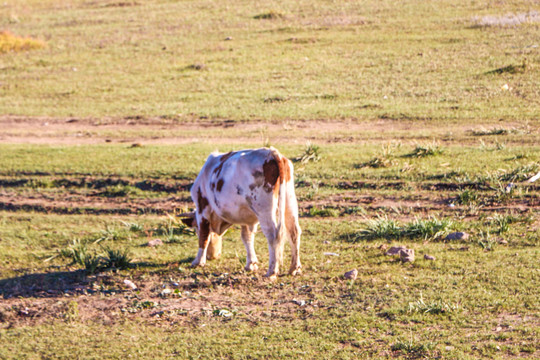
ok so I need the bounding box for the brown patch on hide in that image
[213,162,225,178]
[219,151,235,163]
[216,179,224,192]
[262,159,280,192]
[198,217,211,248]
[197,188,209,214]
[279,157,292,183]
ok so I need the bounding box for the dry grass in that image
[0,31,45,54]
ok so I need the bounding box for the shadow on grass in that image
[0,269,88,299]
[0,258,196,299]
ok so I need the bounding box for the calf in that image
[181,147,301,279]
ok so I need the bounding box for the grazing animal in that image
[181,147,301,279]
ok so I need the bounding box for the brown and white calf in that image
[181,147,301,279]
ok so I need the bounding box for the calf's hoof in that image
[263,272,278,281]
[245,262,259,272]
[289,266,302,276]
[190,260,205,268]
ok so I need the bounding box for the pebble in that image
[385,246,408,256]
[344,269,358,280]
[445,232,470,241]
[424,254,436,261]
[123,279,137,290]
[399,248,415,263]
[148,238,163,247]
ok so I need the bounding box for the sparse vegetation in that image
[294,142,321,165]
[407,294,461,315]
[308,206,340,217]
[404,143,444,158]
[0,0,539,358]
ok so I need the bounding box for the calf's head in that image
[180,212,222,260]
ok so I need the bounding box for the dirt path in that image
[1,115,537,145]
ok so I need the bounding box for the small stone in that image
[225,36,233,41]
[399,248,415,263]
[424,254,436,261]
[324,252,339,256]
[123,279,137,290]
[379,244,388,251]
[344,269,358,280]
[148,238,163,247]
[498,239,508,245]
[292,299,306,306]
[386,246,408,256]
[445,232,470,241]
[161,288,172,296]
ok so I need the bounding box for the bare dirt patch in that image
[1,115,537,145]
[0,270,319,328]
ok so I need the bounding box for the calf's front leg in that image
[191,217,212,267]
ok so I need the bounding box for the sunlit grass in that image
[0,30,45,54]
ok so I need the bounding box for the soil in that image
[1,115,537,145]
[0,271,319,328]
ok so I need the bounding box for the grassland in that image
[0,0,539,359]
[0,0,539,121]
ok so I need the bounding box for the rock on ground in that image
[344,269,358,280]
[445,232,470,241]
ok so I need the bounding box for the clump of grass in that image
[94,225,122,244]
[99,184,142,197]
[457,189,479,205]
[359,144,399,168]
[408,294,461,315]
[0,30,45,54]
[477,231,496,251]
[184,63,206,71]
[60,238,89,266]
[62,301,79,323]
[497,163,539,182]
[121,220,143,232]
[485,60,528,76]
[356,215,401,240]
[404,143,443,158]
[359,156,393,168]
[354,216,453,241]
[294,142,321,164]
[391,338,435,358]
[263,96,288,103]
[488,213,530,234]
[491,180,516,203]
[83,255,102,275]
[472,127,510,136]
[154,214,195,237]
[254,11,284,20]
[403,216,453,241]
[102,247,132,270]
[308,206,340,217]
